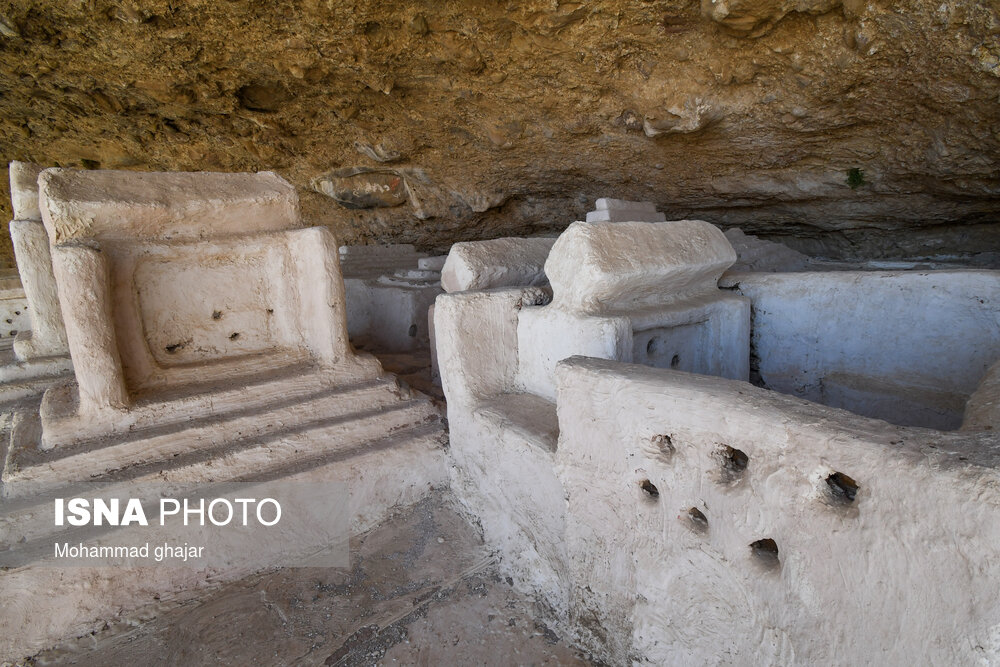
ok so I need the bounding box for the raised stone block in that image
[10,218,68,360]
[546,220,736,314]
[584,197,666,223]
[441,237,555,293]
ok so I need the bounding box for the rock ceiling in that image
[0,0,998,264]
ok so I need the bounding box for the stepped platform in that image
[0,371,448,660]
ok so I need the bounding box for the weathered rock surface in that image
[724,227,814,271]
[0,0,998,266]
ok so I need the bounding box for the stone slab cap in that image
[9,161,44,221]
[586,197,666,223]
[441,236,556,292]
[38,169,299,244]
[545,220,736,314]
[594,198,658,212]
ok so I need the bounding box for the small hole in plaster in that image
[686,507,708,531]
[639,479,659,498]
[165,342,185,353]
[826,472,859,503]
[408,324,418,337]
[750,538,780,567]
[4,319,10,324]
[719,445,748,481]
[651,434,674,457]
[229,332,240,341]
[670,354,680,369]
[266,308,274,314]
[8,330,16,337]
[212,310,222,320]
[13,311,20,316]
[646,337,660,356]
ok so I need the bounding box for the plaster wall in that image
[722,270,1000,429]
[553,356,1000,665]
[340,245,443,352]
[434,286,567,604]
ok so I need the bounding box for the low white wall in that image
[434,287,570,608]
[723,270,1000,429]
[554,356,1000,665]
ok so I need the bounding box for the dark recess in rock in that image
[237,83,289,112]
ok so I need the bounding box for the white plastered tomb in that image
[430,235,556,382]
[33,169,389,448]
[440,236,556,293]
[434,216,1000,664]
[0,169,448,658]
[517,220,750,400]
[434,218,750,607]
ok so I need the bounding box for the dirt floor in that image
[26,492,591,666]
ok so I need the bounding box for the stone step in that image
[11,367,388,477]
[0,373,72,407]
[0,348,73,406]
[38,356,383,448]
[0,421,449,660]
[0,416,445,566]
[1,379,435,501]
[0,351,72,385]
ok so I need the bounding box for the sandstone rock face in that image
[0,0,998,265]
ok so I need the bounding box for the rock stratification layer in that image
[0,0,998,264]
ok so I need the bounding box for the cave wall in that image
[0,0,998,268]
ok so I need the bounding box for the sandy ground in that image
[26,492,592,667]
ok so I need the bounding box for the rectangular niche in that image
[632,321,711,373]
[110,234,305,394]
